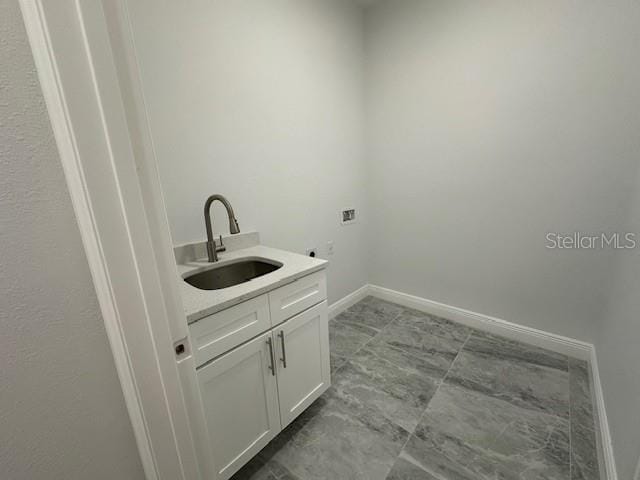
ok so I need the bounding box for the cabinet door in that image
[275,301,331,428]
[197,331,281,480]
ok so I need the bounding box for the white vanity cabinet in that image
[192,271,330,480]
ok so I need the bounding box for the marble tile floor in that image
[232,296,601,480]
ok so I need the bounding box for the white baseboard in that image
[590,348,618,480]
[368,284,592,360]
[328,284,370,319]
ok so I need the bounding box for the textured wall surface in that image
[0,1,144,478]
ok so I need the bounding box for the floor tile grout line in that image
[330,307,405,375]
[345,301,460,368]
[436,331,474,384]
[347,309,404,360]
[287,303,405,476]
[325,305,409,478]
[371,308,419,478]
[360,307,472,368]
[386,329,475,479]
[337,299,473,360]
[440,335,572,425]
[334,301,472,448]
[335,300,472,399]
[431,329,474,403]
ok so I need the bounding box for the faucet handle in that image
[215,234,226,253]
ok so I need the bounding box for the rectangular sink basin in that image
[183,258,283,291]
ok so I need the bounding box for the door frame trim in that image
[18,1,206,478]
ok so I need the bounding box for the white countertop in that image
[175,235,328,324]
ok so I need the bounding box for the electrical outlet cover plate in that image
[341,208,356,225]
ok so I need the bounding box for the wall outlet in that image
[305,247,318,258]
[327,241,334,256]
[341,208,357,225]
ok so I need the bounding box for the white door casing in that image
[19,1,207,478]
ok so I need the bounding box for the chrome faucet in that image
[204,194,240,262]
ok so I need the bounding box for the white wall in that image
[127,0,368,303]
[127,2,640,473]
[365,0,640,342]
[0,1,144,478]
[596,161,640,480]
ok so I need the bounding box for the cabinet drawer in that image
[189,294,271,366]
[268,270,327,326]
